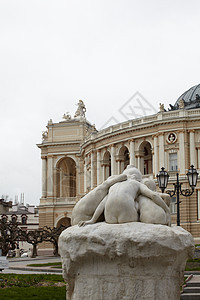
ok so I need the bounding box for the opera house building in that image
[37,84,200,250]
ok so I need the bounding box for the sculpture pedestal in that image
[59,222,194,300]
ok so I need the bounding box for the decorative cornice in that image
[158,132,165,136]
[41,156,47,159]
[177,130,185,134]
[152,134,159,139]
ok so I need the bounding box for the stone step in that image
[187,282,200,287]
[180,293,200,299]
[183,286,200,293]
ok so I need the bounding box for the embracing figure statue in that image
[71,165,171,227]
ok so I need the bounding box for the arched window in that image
[139,142,152,175]
[56,157,76,198]
[118,146,130,173]
[57,217,71,228]
[124,148,130,170]
[1,214,8,222]
[11,214,17,223]
[21,214,27,225]
[102,151,111,179]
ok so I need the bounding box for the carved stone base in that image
[59,222,194,300]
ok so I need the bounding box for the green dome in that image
[171,84,200,110]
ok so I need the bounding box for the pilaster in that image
[42,156,47,198]
[178,130,186,175]
[129,139,135,166]
[188,130,197,167]
[111,144,117,175]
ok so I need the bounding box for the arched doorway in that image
[102,151,111,180]
[139,141,152,175]
[118,146,130,173]
[56,157,76,198]
[57,217,71,227]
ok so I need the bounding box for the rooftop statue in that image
[196,93,200,101]
[42,130,48,141]
[62,112,71,121]
[74,100,86,118]
[178,99,185,109]
[159,103,165,112]
[71,165,171,227]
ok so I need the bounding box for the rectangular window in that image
[170,197,177,214]
[169,153,178,171]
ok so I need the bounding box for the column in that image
[85,156,90,192]
[164,151,168,171]
[140,155,144,175]
[159,133,165,170]
[111,145,116,175]
[198,148,200,169]
[198,190,200,220]
[105,165,110,179]
[97,150,102,185]
[189,130,197,167]
[137,156,141,172]
[42,156,47,198]
[153,135,158,176]
[60,169,63,197]
[102,165,106,181]
[129,139,136,166]
[84,158,87,193]
[117,160,121,174]
[179,130,186,175]
[91,152,94,189]
[47,156,54,197]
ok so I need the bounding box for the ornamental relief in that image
[164,144,179,151]
[166,132,177,144]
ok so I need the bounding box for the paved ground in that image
[1,256,62,275]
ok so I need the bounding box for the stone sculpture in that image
[60,165,194,300]
[71,173,127,226]
[74,100,86,118]
[159,103,165,112]
[72,165,171,227]
[42,131,48,141]
[59,222,194,300]
[178,98,185,109]
[62,112,72,121]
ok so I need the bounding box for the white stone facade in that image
[37,103,200,246]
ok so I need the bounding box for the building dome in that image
[171,83,200,110]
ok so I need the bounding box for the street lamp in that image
[156,167,169,193]
[156,165,198,226]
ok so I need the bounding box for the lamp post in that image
[157,165,198,226]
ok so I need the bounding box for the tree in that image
[25,229,44,258]
[0,217,68,258]
[0,217,21,256]
[43,225,66,256]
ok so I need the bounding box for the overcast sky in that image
[0,0,200,206]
